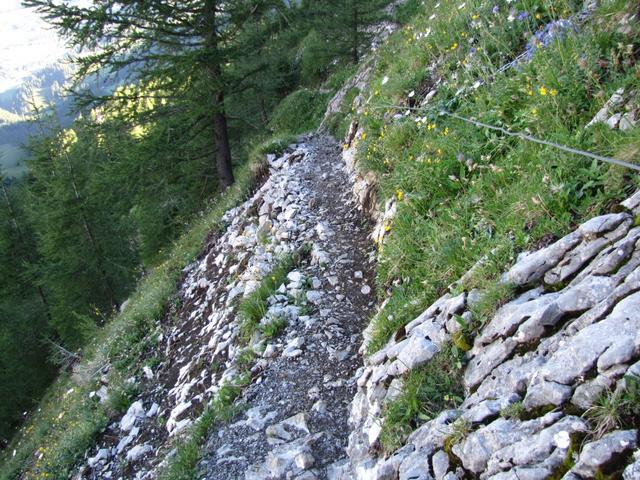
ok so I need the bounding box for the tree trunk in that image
[204,0,235,189]
[352,3,359,64]
[213,91,235,188]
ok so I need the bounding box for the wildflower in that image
[361,132,367,141]
[492,5,499,14]
[535,13,542,19]
[384,224,392,232]
[374,90,379,96]
[396,189,405,201]
[471,13,480,20]
[443,127,449,136]
[539,86,548,96]
[550,88,558,97]
[451,42,459,50]
[381,76,389,85]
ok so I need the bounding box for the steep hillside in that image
[1,0,640,479]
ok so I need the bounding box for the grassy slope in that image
[0,143,275,479]
[340,0,640,450]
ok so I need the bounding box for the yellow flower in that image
[535,13,541,19]
[451,42,458,50]
[550,88,558,97]
[443,127,449,136]
[361,132,367,141]
[539,86,548,96]
[396,189,405,201]
[384,224,392,232]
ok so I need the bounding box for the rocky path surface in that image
[73,135,376,480]
[197,135,377,479]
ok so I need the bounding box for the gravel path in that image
[196,135,377,479]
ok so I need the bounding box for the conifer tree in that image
[23,0,289,189]
[302,0,391,64]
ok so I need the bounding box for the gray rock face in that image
[344,190,640,479]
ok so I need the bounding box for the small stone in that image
[361,285,372,295]
[263,344,278,358]
[354,271,363,279]
[306,290,323,303]
[295,451,315,469]
[120,400,145,432]
[126,443,153,462]
[312,400,327,414]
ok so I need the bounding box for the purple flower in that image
[517,11,530,21]
[492,5,499,14]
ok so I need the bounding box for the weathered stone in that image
[452,413,562,474]
[569,430,637,477]
[432,450,450,480]
[126,444,153,462]
[396,336,439,371]
[484,416,588,476]
[465,338,518,389]
[120,400,145,432]
[523,379,573,410]
[266,413,310,445]
[398,451,433,480]
[540,291,640,385]
[503,231,582,286]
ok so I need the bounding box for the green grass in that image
[269,89,332,135]
[157,377,246,480]
[585,375,640,440]
[0,153,268,480]
[333,0,640,455]
[261,316,288,339]
[379,347,464,452]
[352,0,639,354]
[238,246,310,341]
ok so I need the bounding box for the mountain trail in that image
[74,134,377,480]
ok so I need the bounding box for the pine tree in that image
[23,0,290,189]
[302,0,391,64]
[0,176,56,440]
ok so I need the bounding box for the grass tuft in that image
[379,346,464,452]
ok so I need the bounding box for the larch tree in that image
[22,0,287,189]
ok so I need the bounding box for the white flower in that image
[430,14,437,20]
[458,2,466,9]
[381,76,389,85]
[408,90,415,98]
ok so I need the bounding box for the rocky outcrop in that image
[343,189,640,479]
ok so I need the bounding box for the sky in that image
[0,0,69,92]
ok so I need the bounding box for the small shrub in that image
[500,401,526,420]
[444,417,472,452]
[585,375,640,439]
